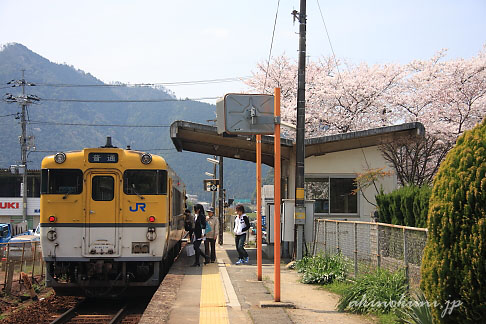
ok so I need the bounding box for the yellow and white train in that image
[40,138,186,297]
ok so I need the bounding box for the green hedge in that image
[421,119,486,323]
[376,185,431,228]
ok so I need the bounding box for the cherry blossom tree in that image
[246,46,486,140]
[245,46,486,184]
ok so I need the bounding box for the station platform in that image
[139,232,373,324]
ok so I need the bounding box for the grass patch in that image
[295,253,350,285]
[318,280,400,324]
[319,280,353,295]
[377,312,400,324]
[294,254,411,323]
[337,268,409,314]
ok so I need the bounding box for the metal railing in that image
[312,219,428,287]
[0,241,45,294]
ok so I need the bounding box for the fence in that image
[0,241,45,295]
[312,219,428,287]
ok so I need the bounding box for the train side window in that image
[123,170,167,195]
[41,169,83,194]
[92,176,114,201]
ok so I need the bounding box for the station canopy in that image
[170,121,425,167]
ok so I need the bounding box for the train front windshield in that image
[123,170,167,195]
[41,169,83,194]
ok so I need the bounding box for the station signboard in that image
[203,179,220,192]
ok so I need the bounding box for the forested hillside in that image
[0,43,260,201]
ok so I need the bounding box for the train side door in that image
[83,171,120,257]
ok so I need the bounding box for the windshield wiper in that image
[131,184,145,200]
[62,190,71,199]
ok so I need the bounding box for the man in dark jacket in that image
[192,204,209,266]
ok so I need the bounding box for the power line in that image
[263,0,281,93]
[138,148,176,152]
[0,113,19,118]
[28,120,171,128]
[39,96,220,103]
[8,76,250,88]
[316,0,343,82]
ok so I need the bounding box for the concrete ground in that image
[140,232,376,324]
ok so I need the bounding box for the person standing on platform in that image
[192,204,209,266]
[184,209,194,242]
[233,204,250,265]
[205,207,219,263]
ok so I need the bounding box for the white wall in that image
[303,146,397,221]
[0,198,41,228]
[0,198,40,216]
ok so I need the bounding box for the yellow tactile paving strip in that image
[199,263,229,324]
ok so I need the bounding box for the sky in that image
[1,0,485,104]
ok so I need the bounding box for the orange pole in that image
[274,87,281,302]
[256,135,262,281]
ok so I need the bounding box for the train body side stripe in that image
[39,223,167,227]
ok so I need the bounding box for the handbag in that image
[205,221,212,233]
[186,244,195,256]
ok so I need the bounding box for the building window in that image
[305,176,358,215]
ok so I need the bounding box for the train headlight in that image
[54,152,66,164]
[48,215,56,223]
[141,243,149,253]
[147,227,157,241]
[141,153,152,165]
[148,216,156,223]
[47,229,57,241]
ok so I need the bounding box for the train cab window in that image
[41,169,83,194]
[92,176,114,201]
[123,170,167,195]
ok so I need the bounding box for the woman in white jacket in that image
[233,204,251,264]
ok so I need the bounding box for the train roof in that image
[41,146,168,170]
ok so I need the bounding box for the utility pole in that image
[20,71,28,222]
[218,156,224,245]
[212,156,217,209]
[4,71,39,222]
[294,0,307,260]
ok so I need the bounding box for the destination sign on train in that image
[88,153,119,163]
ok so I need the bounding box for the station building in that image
[170,121,425,222]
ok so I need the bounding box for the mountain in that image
[0,43,262,201]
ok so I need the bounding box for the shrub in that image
[421,119,486,323]
[376,185,431,227]
[295,253,349,285]
[337,268,408,314]
[395,290,433,324]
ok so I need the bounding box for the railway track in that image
[50,298,149,324]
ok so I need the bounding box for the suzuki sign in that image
[0,198,40,216]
